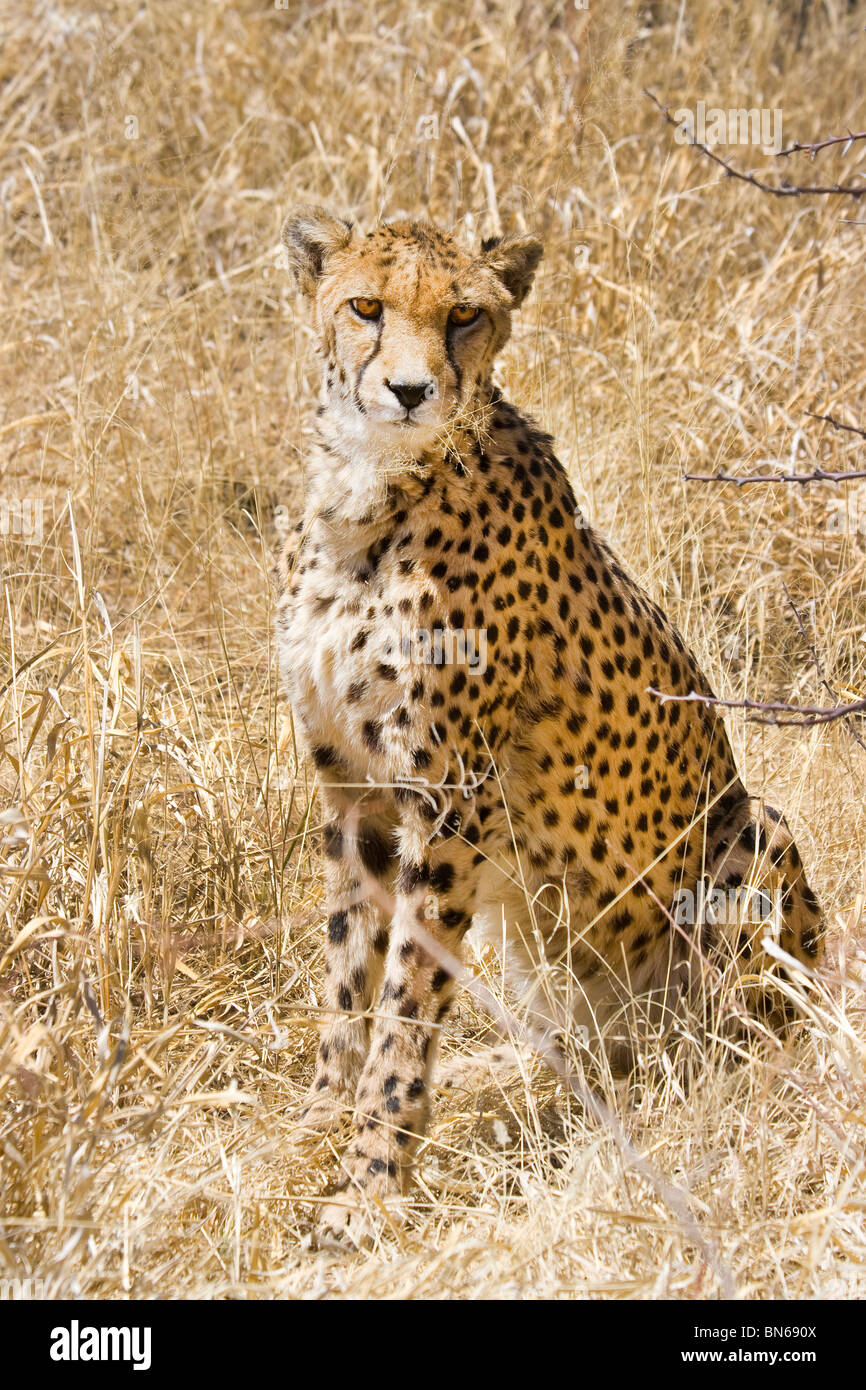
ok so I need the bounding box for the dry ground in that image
[1,0,865,1298]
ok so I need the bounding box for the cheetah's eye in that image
[448,303,480,327]
[350,297,382,321]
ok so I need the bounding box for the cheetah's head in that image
[281,208,542,458]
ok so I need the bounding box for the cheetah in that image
[275,206,823,1242]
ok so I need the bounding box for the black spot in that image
[323,823,343,859]
[328,911,348,944]
[358,823,392,875]
[398,861,430,892]
[430,861,455,893]
[311,744,340,769]
[362,720,383,752]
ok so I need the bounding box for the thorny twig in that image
[684,410,866,485]
[644,91,865,738]
[645,90,866,199]
[648,687,866,729]
[318,757,497,826]
[777,131,866,158]
[805,410,866,441]
[683,467,866,485]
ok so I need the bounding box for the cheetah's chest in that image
[278,543,415,760]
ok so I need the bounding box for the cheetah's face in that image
[282,208,542,452]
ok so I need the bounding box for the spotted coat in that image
[275,208,823,1241]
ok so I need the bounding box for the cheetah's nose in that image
[386,379,434,411]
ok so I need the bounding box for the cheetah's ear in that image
[481,232,543,307]
[281,205,355,295]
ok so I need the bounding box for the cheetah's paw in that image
[286,1093,353,1154]
[315,1189,403,1250]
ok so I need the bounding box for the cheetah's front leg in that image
[318,845,474,1244]
[290,809,393,1148]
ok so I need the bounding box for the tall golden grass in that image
[1,0,864,1298]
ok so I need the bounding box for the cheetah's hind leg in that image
[701,796,824,1032]
[437,1036,524,1094]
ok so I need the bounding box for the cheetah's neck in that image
[306,385,496,527]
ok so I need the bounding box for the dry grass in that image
[1,0,865,1299]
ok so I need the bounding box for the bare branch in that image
[685,411,865,484]
[805,410,866,441]
[647,687,866,730]
[683,467,866,486]
[644,90,866,199]
[777,131,866,158]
